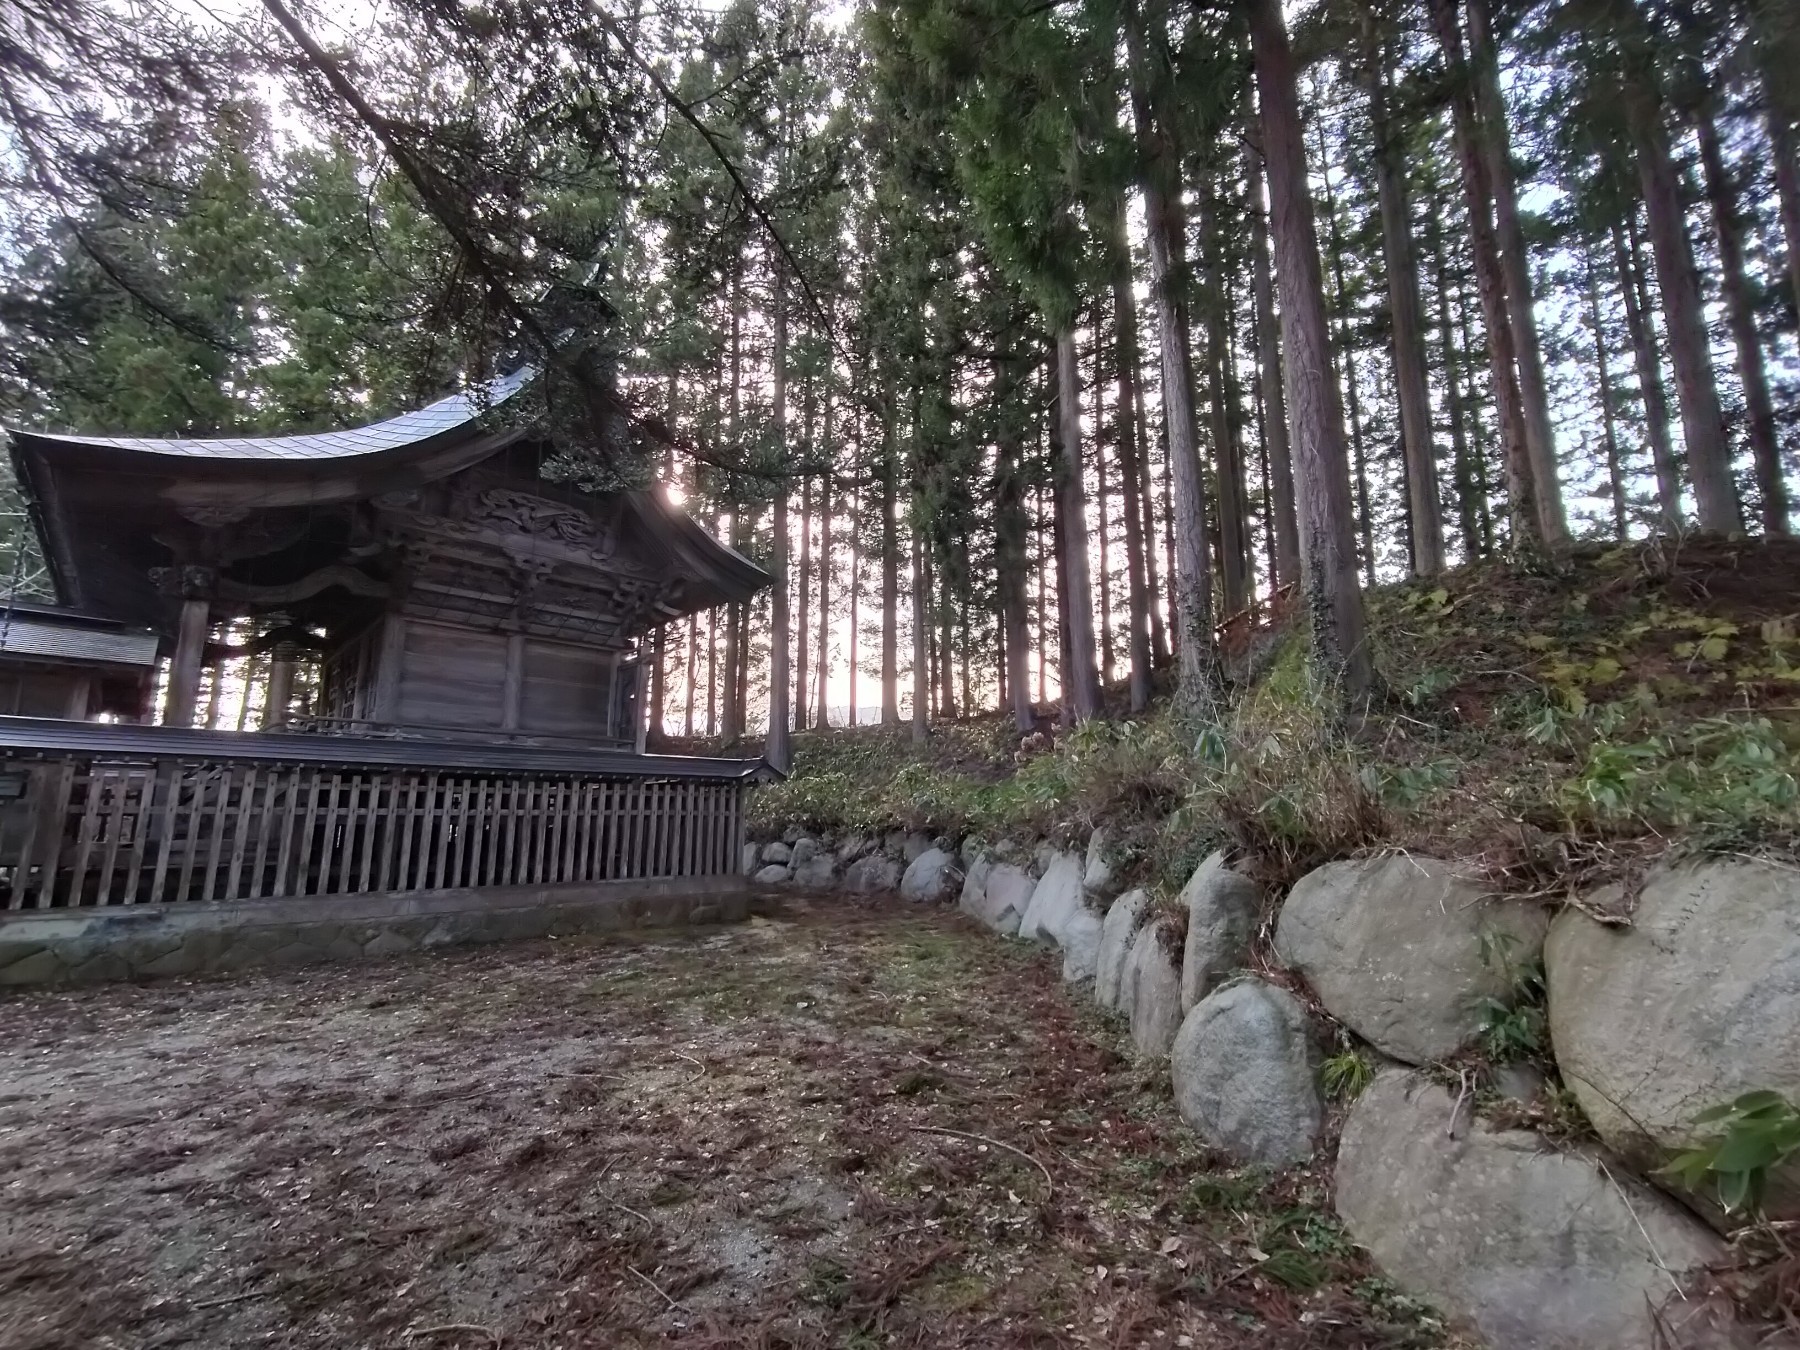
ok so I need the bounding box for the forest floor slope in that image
[744,535,1800,901]
[0,902,1454,1349]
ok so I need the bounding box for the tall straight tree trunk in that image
[1697,107,1788,535]
[1433,223,1485,560]
[706,604,717,737]
[1456,289,1499,554]
[794,476,811,736]
[1249,0,1374,700]
[1465,0,1566,545]
[1200,175,1251,618]
[1249,137,1300,589]
[848,483,861,726]
[1367,50,1444,574]
[1124,0,1219,703]
[794,375,815,733]
[1315,143,1378,584]
[938,558,957,720]
[1763,62,1800,328]
[1614,218,1683,530]
[1624,77,1742,533]
[1110,201,1154,711]
[814,385,834,729]
[722,262,746,743]
[879,376,900,725]
[683,612,697,738]
[1584,243,1629,540]
[1091,333,1115,687]
[1053,329,1100,722]
[650,369,678,732]
[996,345,1036,733]
[1035,483,1049,708]
[910,524,929,742]
[1138,369,1171,666]
[1428,0,1540,554]
[769,456,793,763]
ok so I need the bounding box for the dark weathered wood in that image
[69,766,106,906]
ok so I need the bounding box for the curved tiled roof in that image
[11,367,534,462]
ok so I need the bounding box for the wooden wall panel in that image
[519,639,613,739]
[394,621,507,729]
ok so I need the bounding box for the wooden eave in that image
[6,369,768,625]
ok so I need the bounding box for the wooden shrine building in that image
[0,370,770,925]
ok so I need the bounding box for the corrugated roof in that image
[0,615,159,667]
[12,367,534,462]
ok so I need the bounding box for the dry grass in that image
[0,902,1454,1349]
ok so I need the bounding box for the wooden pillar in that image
[264,644,296,730]
[501,632,525,731]
[633,662,649,755]
[372,614,407,725]
[164,596,211,728]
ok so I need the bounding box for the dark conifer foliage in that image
[1,0,1796,732]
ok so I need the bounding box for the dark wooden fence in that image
[0,721,754,910]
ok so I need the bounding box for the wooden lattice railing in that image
[0,724,753,910]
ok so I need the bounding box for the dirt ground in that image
[0,900,1451,1349]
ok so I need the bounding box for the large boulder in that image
[762,840,793,865]
[1171,978,1321,1165]
[900,847,961,904]
[790,837,820,867]
[1096,889,1152,1010]
[1017,852,1084,945]
[792,854,838,891]
[753,864,792,886]
[902,832,933,864]
[845,854,902,895]
[1546,858,1800,1224]
[1127,919,1184,1059]
[1336,1069,1727,1350]
[1274,856,1549,1064]
[1060,909,1104,984]
[961,862,1034,937]
[1179,850,1260,1011]
[1083,829,1118,897]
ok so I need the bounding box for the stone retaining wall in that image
[0,875,750,987]
[756,816,1797,1349]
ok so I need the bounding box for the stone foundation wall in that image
[0,875,750,987]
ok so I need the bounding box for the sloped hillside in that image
[750,536,1800,899]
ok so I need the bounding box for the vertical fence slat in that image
[395,774,420,893]
[176,769,209,905]
[525,779,545,885]
[625,780,642,880]
[428,777,453,892]
[375,774,398,893]
[223,767,256,900]
[67,765,106,907]
[96,768,135,905]
[478,779,498,887]
[248,768,280,900]
[356,773,379,894]
[599,780,613,878]
[731,782,745,881]
[122,767,157,904]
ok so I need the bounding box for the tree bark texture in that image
[1249,0,1374,701]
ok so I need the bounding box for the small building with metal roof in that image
[0,371,770,934]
